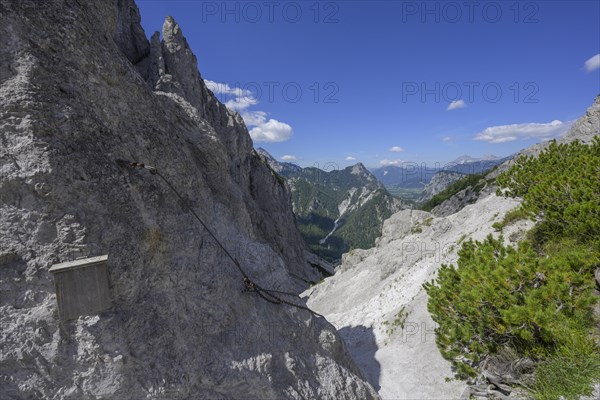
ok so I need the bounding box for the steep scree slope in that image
[306,194,529,399]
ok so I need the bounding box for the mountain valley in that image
[257,149,405,262]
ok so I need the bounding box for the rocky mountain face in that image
[417,171,464,203]
[305,96,599,398]
[561,95,600,144]
[0,1,377,399]
[257,150,405,262]
[255,148,302,176]
[429,181,495,217]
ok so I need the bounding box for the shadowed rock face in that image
[0,1,377,399]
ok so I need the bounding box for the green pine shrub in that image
[424,137,600,394]
[424,237,598,378]
[500,207,532,228]
[533,339,600,400]
[496,137,600,249]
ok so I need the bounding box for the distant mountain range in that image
[369,154,512,201]
[256,148,405,262]
[449,154,501,165]
[443,154,512,174]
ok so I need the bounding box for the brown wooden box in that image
[49,255,111,321]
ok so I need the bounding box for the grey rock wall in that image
[0,1,377,398]
[418,171,464,203]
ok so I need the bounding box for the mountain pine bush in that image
[424,137,600,395]
[496,137,600,249]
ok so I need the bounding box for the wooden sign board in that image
[49,255,111,321]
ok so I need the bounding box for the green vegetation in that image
[293,179,347,262]
[411,224,423,234]
[424,137,600,396]
[500,207,531,229]
[425,237,598,378]
[337,191,395,250]
[534,343,600,400]
[493,207,532,232]
[420,173,486,212]
[382,306,408,335]
[496,138,600,250]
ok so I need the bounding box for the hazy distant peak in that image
[450,154,500,165]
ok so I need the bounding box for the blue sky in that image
[136,1,600,168]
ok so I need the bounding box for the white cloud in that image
[447,99,466,111]
[584,54,600,72]
[225,96,258,111]
[388,146,405,153]
[345,156,356,161]
[239,110,264,126]
[245,112,293,142]
[205,80,251,98]
[474,120,572,144]
[249,122,293,142]
[379,159,404,166]
[442,136,452,142]
[207,80,294,143]
[281,155,297,161]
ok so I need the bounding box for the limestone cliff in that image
[0,1,377,398]
[417,171,464,203]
